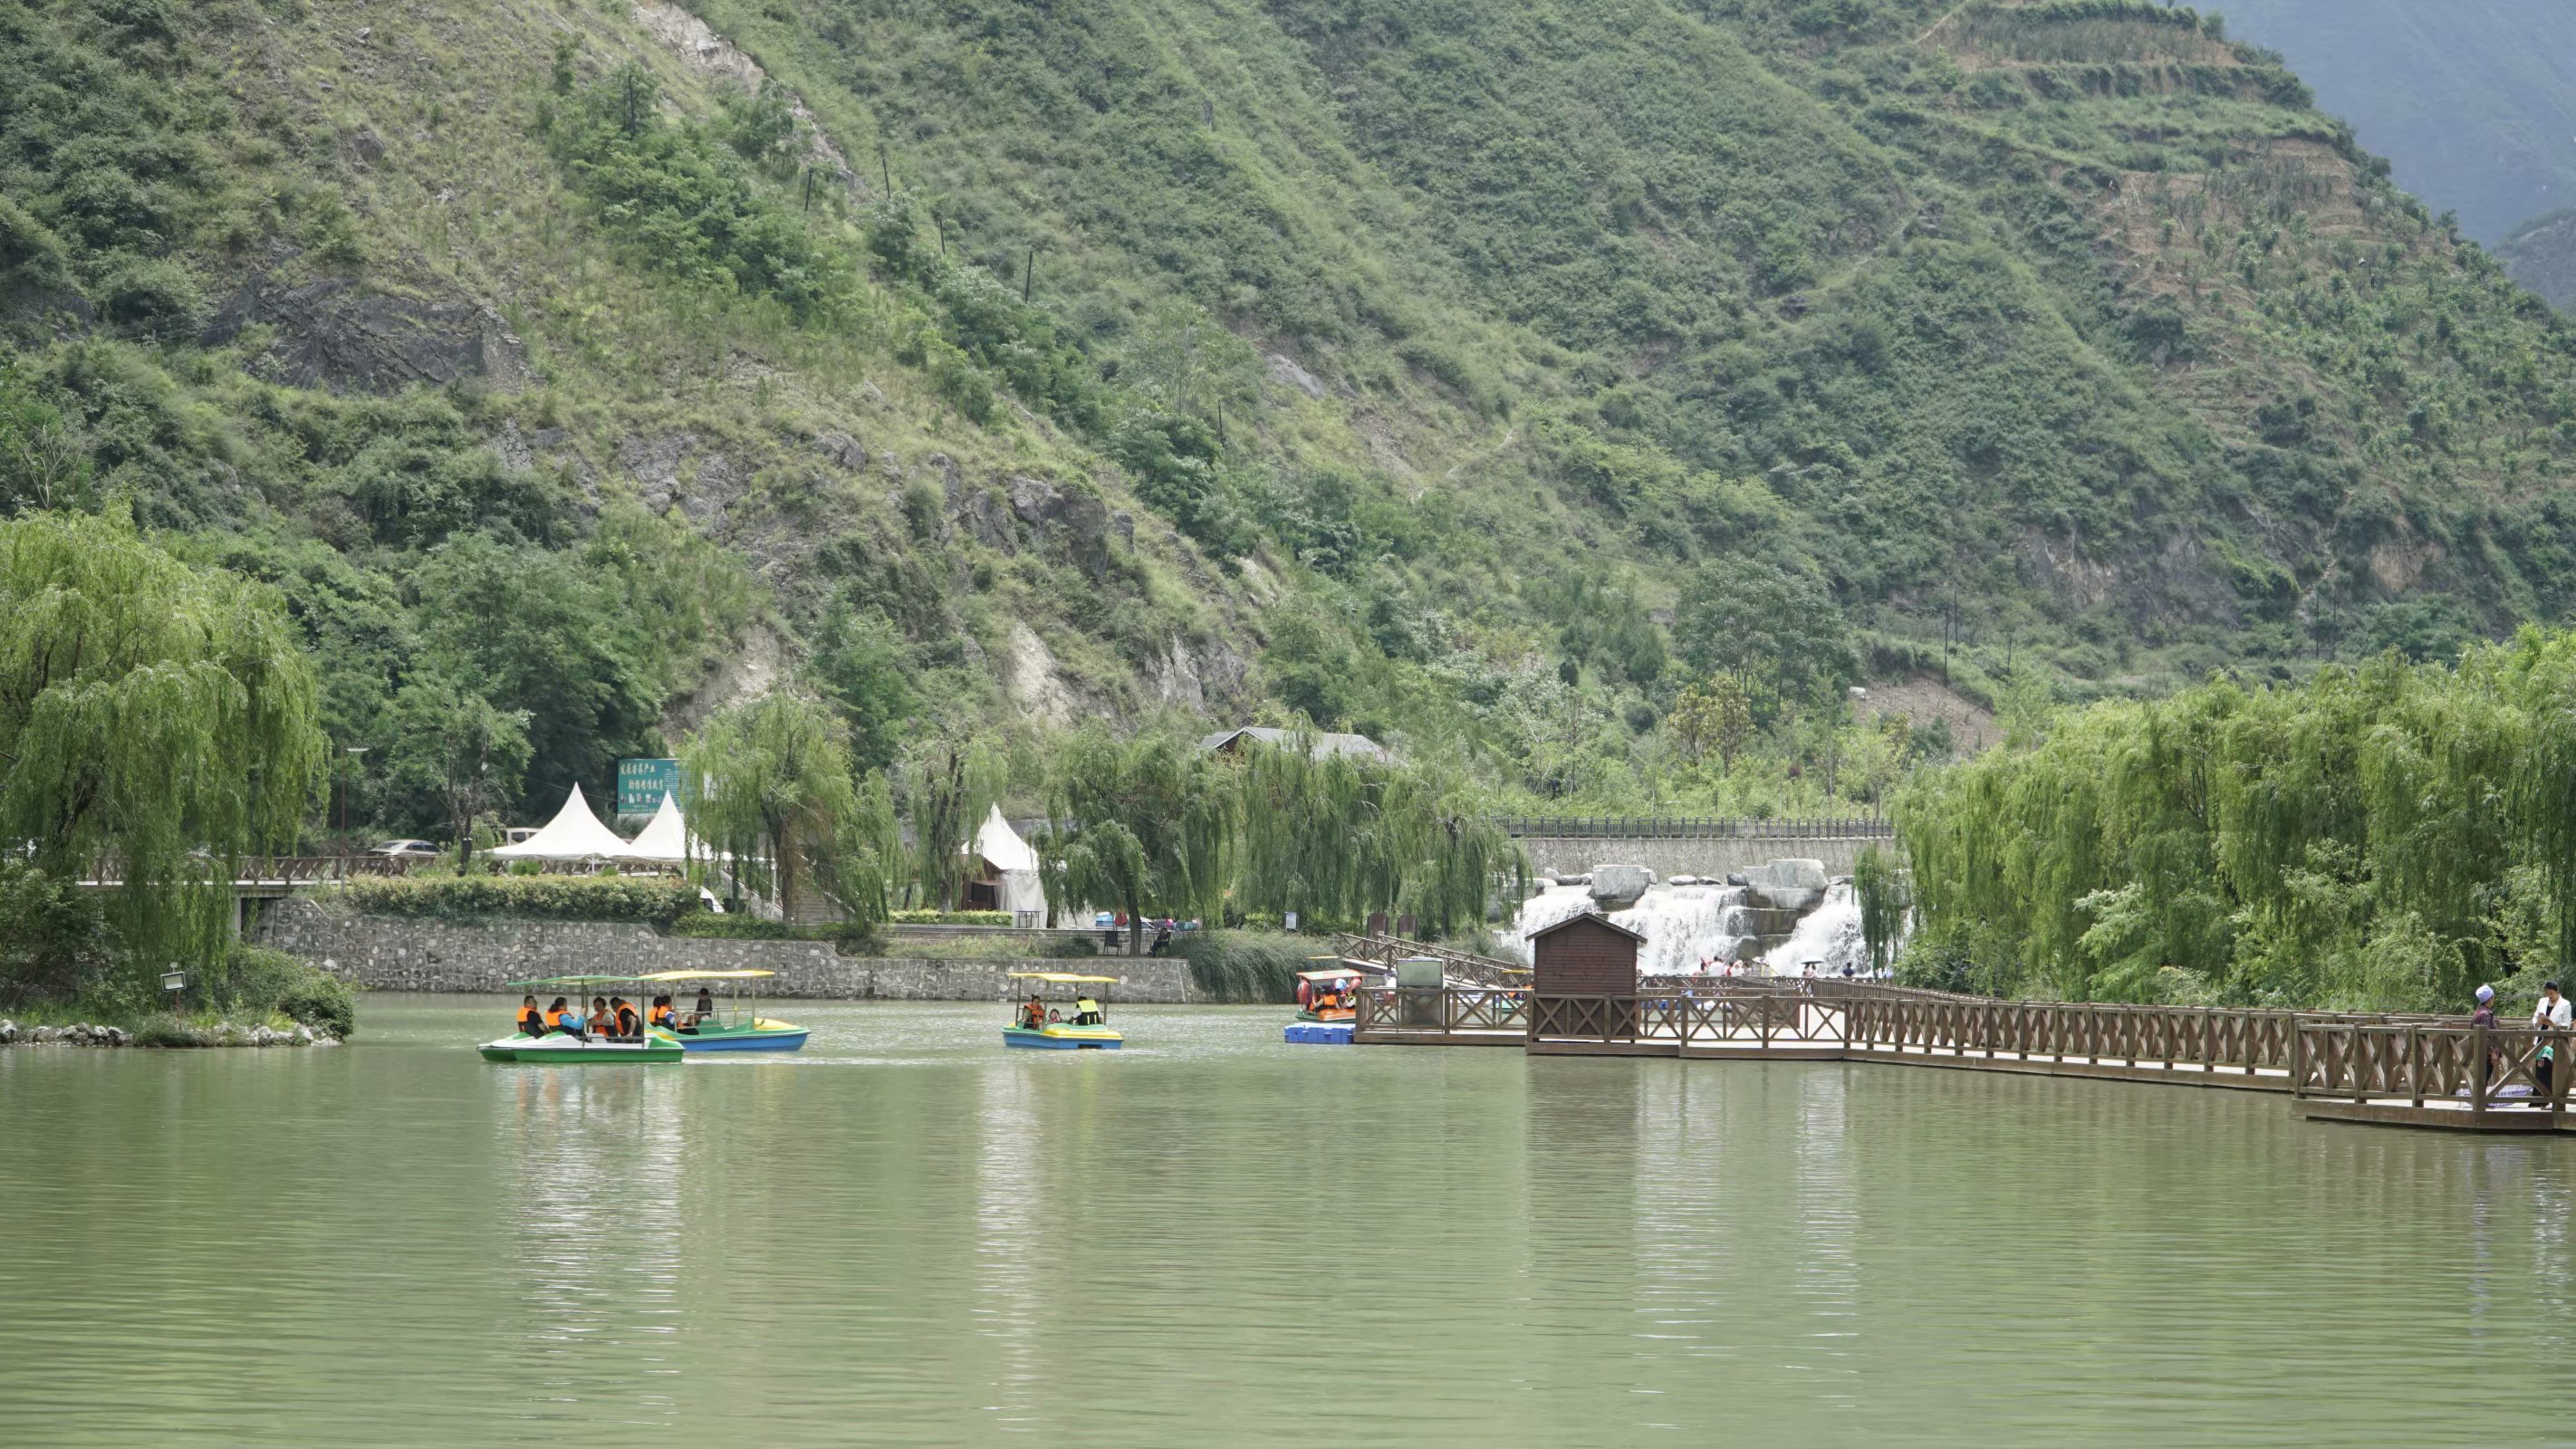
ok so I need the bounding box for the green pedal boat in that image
[481,975,686,1063]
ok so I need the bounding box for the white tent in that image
[620,792,692,864]
[966,804,1048,922]
[488,783,632,861]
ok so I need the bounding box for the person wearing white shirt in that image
[2533,981,2571,1096]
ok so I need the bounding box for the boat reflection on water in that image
[504,1064,687,1427]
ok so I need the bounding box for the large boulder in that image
[1589,864,1656,910]
[1742,859,1829,912]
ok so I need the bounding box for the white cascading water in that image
[1505,881,1762,976]
[1760,878,1870,976]
[1505,876,1887,978]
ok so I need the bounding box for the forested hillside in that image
[8,0,2576,834]
[2216,0,2576,247]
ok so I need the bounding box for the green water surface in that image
[0,996,2554,1444]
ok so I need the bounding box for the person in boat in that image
[1019,994,1048,1031]
[545,997,586,1042]
[611,996,640,1040]
[649,994,678,1032]
[1072,996,1104,1026]
[590,996,613,1041]
[517,994,544,1037]
[691,988,716,1026]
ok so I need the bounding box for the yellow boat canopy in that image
[637,970,776,982]
[1007,972,1121,984]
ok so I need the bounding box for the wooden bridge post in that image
[2290,1020,2305,1099]
[2408,1025,2422,1108]
[2473,1024,2490,1120]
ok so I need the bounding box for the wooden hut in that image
[1530,912,1644,994]
[1529,912,1644,1041]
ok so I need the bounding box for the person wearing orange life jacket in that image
[543,997,586,1041]
[611,997,640,1040]
[648,994,678,1032]
[516,995,543,1037]
[1019,995,1048,1031]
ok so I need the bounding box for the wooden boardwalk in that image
[1354,983,2576,1134]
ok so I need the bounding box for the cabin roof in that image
[1528,911,1647,944]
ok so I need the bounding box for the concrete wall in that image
[252,898,1197,1002]
[1518,835,1892,880]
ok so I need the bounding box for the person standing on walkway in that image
[2533,981,2571,1095]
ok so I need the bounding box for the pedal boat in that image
[643,969,811,1052]
[1004,972,1124,1050]
[1295,962,1366,1022]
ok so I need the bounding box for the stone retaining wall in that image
[252,898,1197,1003]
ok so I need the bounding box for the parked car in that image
[371,840,441,859]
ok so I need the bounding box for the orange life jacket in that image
[543,1007,566,1029]
[519,1007,542,1030]
[649,1005,674,1029]
[616,1005,639,1036]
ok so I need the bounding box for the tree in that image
[1048,728,1232,952]
[409,531,656,816]
[0,511,324,992]
[384,674,531,868]
[810,595,916,771]
[902,734,1002,910]
[1668,675,1754,772]
[0,360,90,515]
[682,693,859,921]
[1674,564,1857,716]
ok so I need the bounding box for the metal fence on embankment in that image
[1492,816,1894,840]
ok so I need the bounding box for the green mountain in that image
[9,0,2576,827]
[2215,0,2576,247]
[2498,207,2576,312]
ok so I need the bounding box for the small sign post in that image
[616,757,682,817]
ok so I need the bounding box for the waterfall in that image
[1504,882,1761,976]
[1759,878,1869,976]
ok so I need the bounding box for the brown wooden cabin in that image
[1530,912,1644,1040]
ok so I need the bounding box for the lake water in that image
[0,995,2563,1444]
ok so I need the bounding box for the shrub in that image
[1177,930,1311,1003]
[1041,934,1101,959]
[341,874,697,924]
[277,974,357,1040]
[889,909,1014,926]
[132,1014,208,1049]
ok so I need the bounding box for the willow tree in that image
[1228,732,1523,937]
[902,734,1002,910]
[683,693,880,924]
[1895,638,2576,1010]
[0,511,324,993]
[1048,728,1232,951]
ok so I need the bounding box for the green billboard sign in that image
[617,757,682,816]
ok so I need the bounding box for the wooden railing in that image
[1331,933,1531,988]
[1355,986,1530,1035]
[235,855,420,883]
[2292,1022,2572,1113]
[1360,978,2496,1092]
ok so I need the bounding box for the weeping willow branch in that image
[0,511,325,986]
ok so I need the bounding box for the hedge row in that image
[888,909,1014,926]
[668,912,881,951]
[340,875,698,924]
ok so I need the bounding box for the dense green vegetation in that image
[1896,629,2576,1011]
[2216,0,2576,246]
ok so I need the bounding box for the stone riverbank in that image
[251,898,1200,1003]
[0,1020,341,1048]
